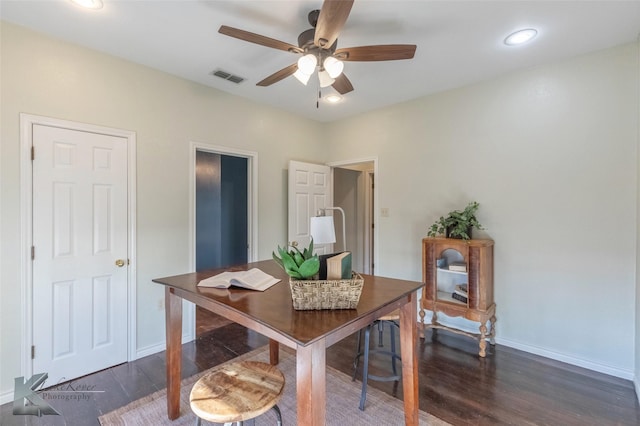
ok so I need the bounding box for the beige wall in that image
[326,42,639,377]
[0,22,324,396]
[1,21,639,399]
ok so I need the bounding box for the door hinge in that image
[31,146,35,161]
[31,246,35,260]
[31,345,35,359]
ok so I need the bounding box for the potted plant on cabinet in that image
[427,201,485,240]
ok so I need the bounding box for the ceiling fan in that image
[218,0,417,95]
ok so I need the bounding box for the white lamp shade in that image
[310,216,336,245]
[323,56,344,78]
[297,54,317,75]
[293,69,311,85]
[318,70,335,88]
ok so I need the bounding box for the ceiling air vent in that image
[211,69,245,84]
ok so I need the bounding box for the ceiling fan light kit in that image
[297,54,318,75]
[293,69,312,85]
[218,0,417,98]
[318,69,335,88]
[323,56,344,78]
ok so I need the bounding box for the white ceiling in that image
[2,1,639,122]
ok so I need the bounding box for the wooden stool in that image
[352,311,401,411]
[190,361,285,426]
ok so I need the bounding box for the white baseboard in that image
[495,337,634,380]
[419,313,634,381]
[135,331,194,360]
[634,374,640,404]
[0,388,13,406]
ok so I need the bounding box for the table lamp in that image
[310,207,346,252]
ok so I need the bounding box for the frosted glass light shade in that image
[318,70,335,88]
[297,54,317,75]
[293,69,311,85]
[323,56,344,78]
[310,216,336,245]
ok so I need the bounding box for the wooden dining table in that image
[153,259,423,425]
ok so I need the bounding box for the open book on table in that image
[197,268,280,291]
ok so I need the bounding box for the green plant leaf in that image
[285,267,303,279]
[292,251,305,267]
[279,247,299,274]
[298,255,320,278]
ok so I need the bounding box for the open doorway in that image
[190,143,258,338]
[331,160,376,275]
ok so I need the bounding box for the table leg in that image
[399,292,419,426]
[296,338,326,426]
[269,339,280,365]
[165,287,182,420]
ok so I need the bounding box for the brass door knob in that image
[115,259,126,267]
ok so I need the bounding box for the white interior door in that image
[32,124,129,383]
[288,160,332,254]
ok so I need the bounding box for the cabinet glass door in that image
[436,248,468,305]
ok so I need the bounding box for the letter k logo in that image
[13,373,60,416]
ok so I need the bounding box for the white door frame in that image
[188,141,258,337]
[19,113,137,378]
[327,157,379,274]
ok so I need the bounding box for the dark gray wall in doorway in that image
[196,151,248,271]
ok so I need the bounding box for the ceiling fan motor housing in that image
[298,28,337,56]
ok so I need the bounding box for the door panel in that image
[288,160,332,254]
[32,124,128,383]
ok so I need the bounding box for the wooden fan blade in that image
[219,25,303,54]
[256,63,298,87]
[332,73,354,94]
[335,45,417,61]
[314,0,354,48]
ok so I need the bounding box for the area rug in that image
[99,346,450,425]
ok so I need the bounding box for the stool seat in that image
[190,361,284,424]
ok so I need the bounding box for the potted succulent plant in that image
[272,239,319,280]
[427,201,485,240]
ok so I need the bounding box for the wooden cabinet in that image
[420,237,496,357]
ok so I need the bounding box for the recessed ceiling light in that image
[325,94,342,104]
[70,0,103,10]
[504,28,538,46]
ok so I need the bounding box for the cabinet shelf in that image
[437,267,468,276]
[436,290,467,306]
[420,237,496,357]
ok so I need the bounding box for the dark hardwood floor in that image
[2,317,639,425]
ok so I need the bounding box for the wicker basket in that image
[289,272,364,310]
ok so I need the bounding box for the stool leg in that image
[195,417,201,426]
[359,324,372,411]
[389,322,398,376]
[272,404,283,426]
[352,328,363,381]
[377,320,384,347]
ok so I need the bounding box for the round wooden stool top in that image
[189,360,285,423]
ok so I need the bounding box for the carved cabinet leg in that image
[479,321,488,358]
[419,308,426,339]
